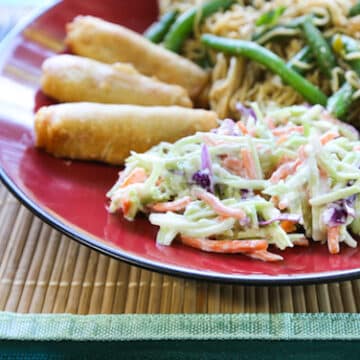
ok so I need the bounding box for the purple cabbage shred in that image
[191,144,214,193]
[192,170,212,192]
[213,118,240,136]
[322,196,356,227]
[236,103,257,122]
[240,189,253,199]
[201,143,213,174]
[259,214,301,226]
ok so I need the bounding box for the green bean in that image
[301,17,337,78]
[144,10,178,43]
[201,34,328,106]
[286,46,315,75]
[349,1,360,17]
[164,0,235,53]
[329,34,360,120]
[332,34,360,76]
[327,82,355,120]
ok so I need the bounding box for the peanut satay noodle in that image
[160,0,360,121]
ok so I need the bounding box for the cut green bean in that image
[327,82,355,120]
[301,17,337,78]
[144,10,178,43]
[201,34,328,105]
[164,0,235,53]
[287,46,314,75]
[349,1,360,17]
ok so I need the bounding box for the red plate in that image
[1,0,360,284]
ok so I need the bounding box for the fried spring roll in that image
[34,103,218,165]
[66,16,208,99]
[41,55,192,107]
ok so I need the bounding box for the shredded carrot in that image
[318,164,329,178]
[150,196,191,212]
[320,131,339,145]
[277,156,294,166]
[292,237,310,247]
[240,148,257,179]
[298,145,307,161]
[272,125,304,136]
[202,135,218,146]
[246,250,283,262]
[327,226,341,254]
[265,117,275,129]
[280,220,297,233]
[236,121,249,135]
[276,134,290,145]
[270,159,302,183]
[193,188,247,220]
[203,135,229,146]
[120,168,147,188]
[181,236,268,254]
[270,196,280,207]
[222,155,244,176]
[120,196,132,217]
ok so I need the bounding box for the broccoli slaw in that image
[107,104,360,262]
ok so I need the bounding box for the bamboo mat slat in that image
[0,184,360,314]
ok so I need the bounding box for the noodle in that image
[159,0,359,118]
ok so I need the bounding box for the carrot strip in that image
[246,250,283,262]
[181,236,268,254]
[202,135,229,146]
[150,196,191,212]
[292,237,310,247]
[277,156,293,166]
[236,121,248,135]
[222,155,244,176]
[320,131,339,145]
[280,220,297,233]
[270,159,302,183]
[120,195,132,217]
[240,148,257,179]
[193,188,247,220]
[270,196,280,207]
[327,226,341,254]
[276,134,290,145]
[298,145,307,161]
[265,117,275,129]
[120,168,147,188]
[272,125,304,136]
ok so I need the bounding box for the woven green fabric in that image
[0,312,360,341]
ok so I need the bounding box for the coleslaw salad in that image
[107,104,360,262]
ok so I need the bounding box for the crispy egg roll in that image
[34,103,218,165]
[41,55,192,107]
[66,16,208,99]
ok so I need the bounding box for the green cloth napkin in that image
[0,312,360,341]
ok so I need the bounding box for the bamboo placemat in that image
[0,183,359,314]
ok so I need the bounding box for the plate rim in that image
[1,1,360,285]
